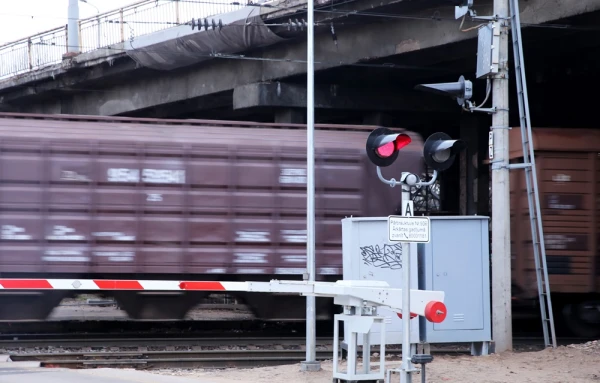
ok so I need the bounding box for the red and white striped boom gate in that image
[0,278,447,383]
[0,278,446,322]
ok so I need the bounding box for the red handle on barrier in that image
[396,312,418,320]
[424,301,447,323]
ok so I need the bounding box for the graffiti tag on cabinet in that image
[360,243,403,270]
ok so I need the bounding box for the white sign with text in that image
[388,215,431,243]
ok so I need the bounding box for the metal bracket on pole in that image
[376,167,439,189]
[471,14,504,21]
[464,101,497,114]
[455,0,507,22]
[490,162,533,170]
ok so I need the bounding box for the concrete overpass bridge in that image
[0,0,599,215]
[0,0,598,125]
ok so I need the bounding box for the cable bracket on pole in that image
[490,160,510,170]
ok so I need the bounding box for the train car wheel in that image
[561,300,600,338]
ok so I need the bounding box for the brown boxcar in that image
[0,113,425,320]
[509,127,600,336]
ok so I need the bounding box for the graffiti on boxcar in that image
[143,169,186,184]
[319,267,339,275]
[281,229,307,243]
[546,194,580,210]
[1,225,32,240]
[236,268,267,274]
[235,231,270,242]
[281,254,306,263]
[274,267,340,275]
[60,170,90,182]
[146,193,163,202]
[279,168,307,184]
[360,243,403,270]
[107,168,140,182]
[92,232,136,241]
[93,251,135,262]
[233,252,267,264]
[43,249,89,262]
[275,268,305,274]
[552,173,571,182]
[544,234,588,251]
[235,230,308,243]
[46,225,85,241]
[107,168,185,184]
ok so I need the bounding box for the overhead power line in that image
[0,1,599,33]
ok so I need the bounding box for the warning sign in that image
[388,215,430,243]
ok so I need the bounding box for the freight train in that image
[0,112,425,322]
[0,113,597,338]
[508,127,600,337]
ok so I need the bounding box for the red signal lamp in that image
[374,134,412,158]
[366,127,412,167]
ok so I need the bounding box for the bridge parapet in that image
[0,0,248,80]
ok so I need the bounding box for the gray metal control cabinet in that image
[342,217,420,346]
[341,216,491,353]
[416,216,491,348]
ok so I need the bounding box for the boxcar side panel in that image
[509,127,600,297]
[0,117,424,280]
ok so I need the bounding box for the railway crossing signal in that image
[365,127,412,167]
[365,128,466,175]
[423,132,467,172]
[363,127,464,383]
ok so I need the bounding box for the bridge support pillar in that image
[362,112,393,127]
[275,108,305,124]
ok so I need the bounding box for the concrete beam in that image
[120,91,233,118]
[13,0,600,116]
[233,82,459,113]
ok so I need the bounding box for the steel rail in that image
[0,335,591,349]
[9,348,471,369]
[0,336,333,349]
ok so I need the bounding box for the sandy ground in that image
[153,341,600,383]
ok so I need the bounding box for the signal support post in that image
[365,125,466,383]
[386,214,431,383]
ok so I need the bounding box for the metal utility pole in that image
[301,0,320,373]
[67,0,81,54]
[490,0,512,353]
[420,0,541,353]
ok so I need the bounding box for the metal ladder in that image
[508,0,557,348]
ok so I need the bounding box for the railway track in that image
[8,347,480,369]
[0,336,333,349]
[9,349,347,369]
[0,333,591,349]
